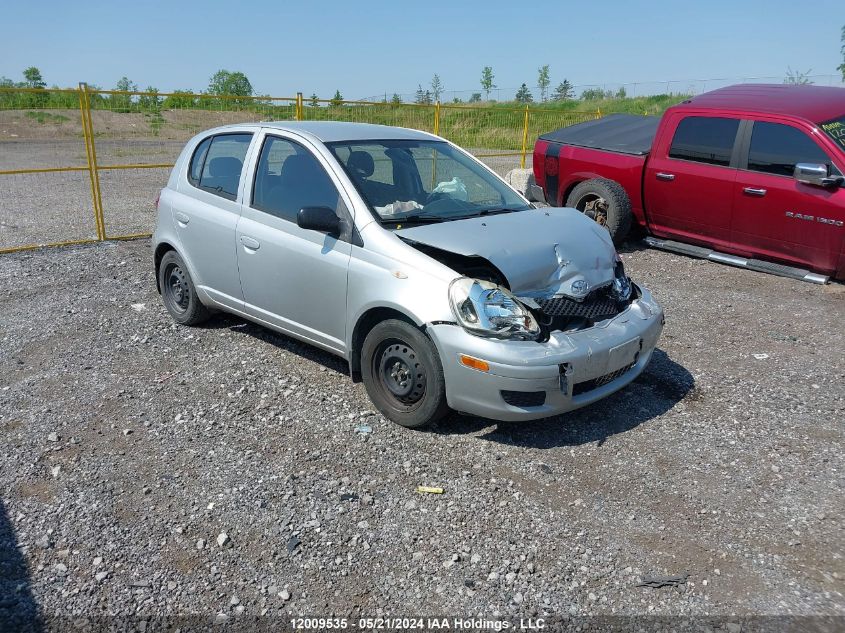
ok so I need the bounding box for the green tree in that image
[207,70,253,103]
[431,74,443,102]
[552,80,574,101]
[23,67,45,89]
[391,93,402,104]
[615,86,627,99]
[138,86,160,109]
[838,25,844,81]
[330,89,343,106]
[309,93,319,107]
[580,87,610,100]
[515,83,533,104]
[784,67,813,85]
[111,76,138,111]
[414,84,432,105]
[537,65,550,101]
[162,90,196,109]
[468,92,482,103]
[480,66,495,100]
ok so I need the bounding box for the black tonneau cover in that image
[539,113,660,156]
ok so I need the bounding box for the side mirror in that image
[794,163,840,188]
[297,206,341,235]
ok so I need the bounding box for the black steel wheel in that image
[361,319,449,428]
[157,250,210,326]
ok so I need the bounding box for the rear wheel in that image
[361,320,449,429]
[566,178,632,246]
[158,250,210,326]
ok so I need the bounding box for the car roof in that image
[208,121,440,143]
[675,84,845,123]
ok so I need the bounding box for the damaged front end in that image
[396,208,637,342]
[519,259,636,338]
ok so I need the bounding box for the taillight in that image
[544,155,558,177]
[154,190,161,210]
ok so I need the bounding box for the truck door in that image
[731,119,845,273]
[644,114,741,248]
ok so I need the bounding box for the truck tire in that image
[565,178,632,246]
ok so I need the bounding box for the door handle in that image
[743,187,767,197]
[240,235,260,250]
[174,212,189,225]
[656,172,675,181]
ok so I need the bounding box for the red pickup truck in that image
[532,84,845,282]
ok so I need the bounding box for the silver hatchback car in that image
[153,122,664,428]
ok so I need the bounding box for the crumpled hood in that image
[395,207,618,297]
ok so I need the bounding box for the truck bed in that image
[539,113,661,156]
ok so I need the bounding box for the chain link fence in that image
[0,86,599,253]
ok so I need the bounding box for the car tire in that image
[158,250,210,326]
[361,319,450,429]
[566,178,632,246]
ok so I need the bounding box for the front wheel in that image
[565,178,632,246]
[361,320,449,429]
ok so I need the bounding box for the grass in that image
[6,93,691,150]
[25,111,70,124]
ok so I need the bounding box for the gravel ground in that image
[1,239,843,632]
[0,141,522,251]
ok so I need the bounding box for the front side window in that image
[668,116,740,167]
[190,133,252,200]
[327,140,530,225]
[252,136,341,223]
[748,121,838,177]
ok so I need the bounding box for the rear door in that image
[731,118,845,272]
[644,114,741,248]
[235,132,354,355]
[174,131,254,310]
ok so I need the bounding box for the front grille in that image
[501,390,546,407]
[572,362,636,397]
[535,288,622,320]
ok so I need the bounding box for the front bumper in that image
[427,287,664,422]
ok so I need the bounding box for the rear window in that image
[747,121,837,177]
[668,116,739,167]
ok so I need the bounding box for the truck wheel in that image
[566,178,632,246]
[361,319,450,429]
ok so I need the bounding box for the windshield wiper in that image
[478,207,525,216]
[382,213,449,225]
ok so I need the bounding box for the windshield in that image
[326,140,530,224]
[820,116,845,155]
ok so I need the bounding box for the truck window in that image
[668,116,739,167]
[747,121,838,177]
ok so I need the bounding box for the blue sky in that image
[2,0,842,100]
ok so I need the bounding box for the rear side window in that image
[188,137,212,185]
[669,116,739,167]
[252,136,341,223]
[747,122,836,177]
[188,133,253,200]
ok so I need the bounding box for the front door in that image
[644,114,741,248]
[731,119,845,272]
[236,133,353,355]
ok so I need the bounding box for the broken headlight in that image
[448,277,540,341]
[610,259,632,302]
